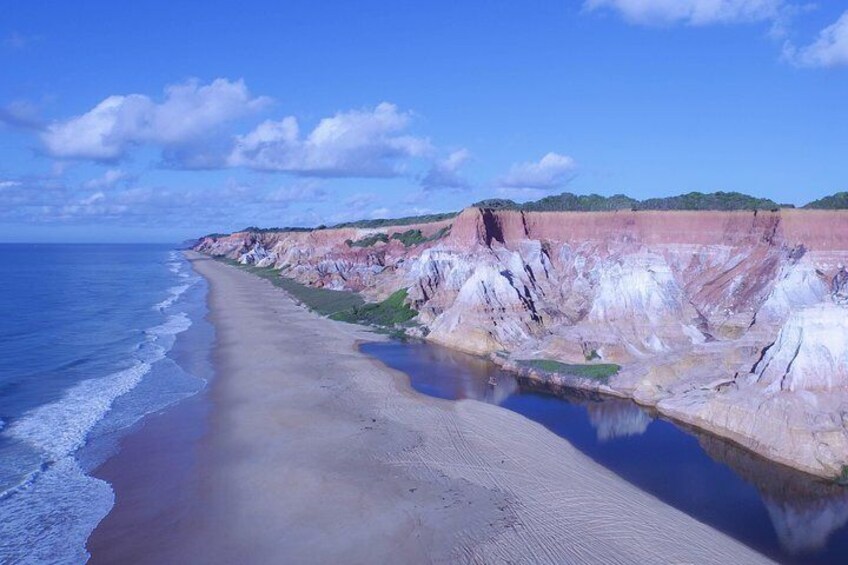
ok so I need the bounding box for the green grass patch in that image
[216,258,364,316]
[346,233,390,248]
[390,229,427,247]
[518,359,621,383]
[837,466,848,486]
[332,212,456,229]
[346,226,452,249]
[330,289,418,327]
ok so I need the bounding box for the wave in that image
[156,255,198,312]
[0,248,206,563]
[7,363,152,463]
[154,284,192,312]
[0,309,195,562]
[0,458,113,564]
[6,313,191,465]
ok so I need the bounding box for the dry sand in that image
[94,252,774,564]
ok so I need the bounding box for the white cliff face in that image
[428,264,543,354]
[588,254,705,355]
[239,244,275,267]
[754,303,848,392]
[758,261,828,323]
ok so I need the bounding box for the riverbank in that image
[89,251,771,563]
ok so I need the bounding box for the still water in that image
[361,340,848,564]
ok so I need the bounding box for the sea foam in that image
[6,313,191,463]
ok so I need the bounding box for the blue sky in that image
[1,0,847,242]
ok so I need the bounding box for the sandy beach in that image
[89,252,773,564]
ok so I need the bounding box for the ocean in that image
[0,244,210,563]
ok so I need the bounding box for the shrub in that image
[330,289,418,327]
[346,233,390,248]
[390,229,427,247]
[518,359,621,383]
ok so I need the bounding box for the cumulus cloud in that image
[227,102,432,177]
[584,0,786,26]
[496,152,578,191]
[783,10,848,67]
[41,78,269,161]
[420,148,471,190]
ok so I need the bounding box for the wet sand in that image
[87,252,773,564]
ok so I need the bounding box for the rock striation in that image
[195,207,848,479]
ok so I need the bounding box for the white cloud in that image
[79,192,105,205]
[0,180,23,190]
[228,102,432,177]
[783,10,848,67]
[496,152,577,191]
[420,148,471,190]
[584,0,785,26]
[41,78,269,160]
[83,169,130,190]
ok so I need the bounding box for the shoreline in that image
[88,251,772,563]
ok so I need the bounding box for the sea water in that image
[0,244,208,563]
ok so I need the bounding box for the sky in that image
[1,0,847,242]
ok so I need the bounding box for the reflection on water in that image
[361,340,848,564]
[586,400,652,442]
[697,433,848,555]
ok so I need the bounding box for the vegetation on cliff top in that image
[333,211,456,229]
[804,192,848,210]
[473,191,786,212]
[475,193,638,212]
[346,233,390,248]
[518,359,621,384]
[202,191,848,242]
[345,226,451,249]
[636,191,784,211]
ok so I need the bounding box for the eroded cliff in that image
[195,207,848,479]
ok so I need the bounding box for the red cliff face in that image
[447,208,841,250]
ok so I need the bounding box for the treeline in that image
[202,191,848,241]
[473,191,791,212]
[804,192,848,209]
[332,211,457,229]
